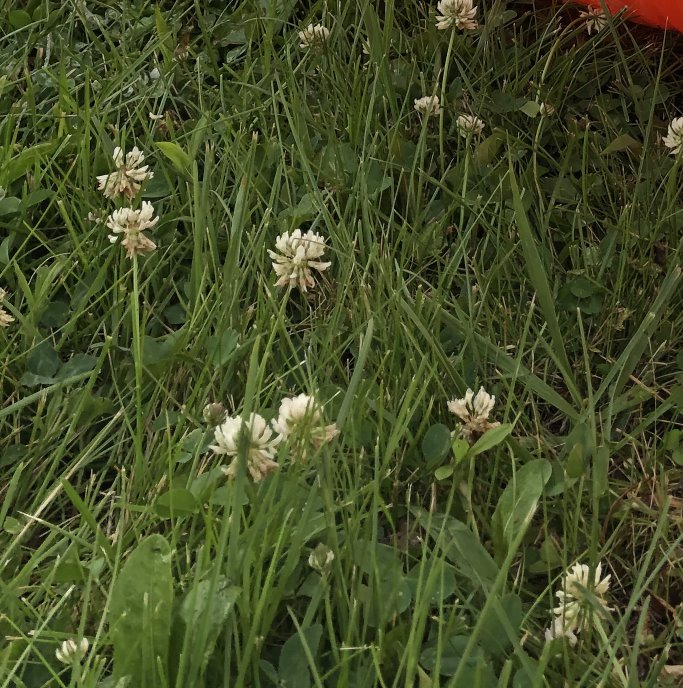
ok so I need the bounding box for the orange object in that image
[572,0,683,31]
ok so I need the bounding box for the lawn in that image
[0,0,682,686]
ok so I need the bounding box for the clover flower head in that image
[435,0,479,31]
[580,6,608,35]
[309,543,335,575]
[106,201,159,258]
[663,117,683,156]
[545,561,612,645]
[203,402,227,426]
[298,23,330,49]
[55,638,89,665]
[555,562,611,609]
[268,229,331,292]
[211,413,282,482]
[272,393,338,457]
[0,288,14,327]
[456,114,485,138]
[96,146,154,200]
[414,95,442,117]
[447,386,499,439]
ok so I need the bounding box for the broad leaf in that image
[491,459,551,561]
[58,354,98,380]
[278,624,322,688]
[179,576,240,672]
[142,329,185,366]
[156,142,192,175]
[422,424,452,462]
[478,593,523,657]
[415,511,498,589]
[109,535,174,686]
[420,635,496,681]
[434,465,454,481]
[468,423,513,457]
[155,488,199,518]
[205,329,239,369]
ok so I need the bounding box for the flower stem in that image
[439,29,457,176]
[131,256,145,480]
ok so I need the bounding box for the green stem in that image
[439,29,457,176]
[131,256,145,481]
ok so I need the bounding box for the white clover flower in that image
[544,614,578,646]
[456,114,485,138]
[55,638,89,665]
[546,561,612,644]
[308,543,335,574]
[447,386,499,439]
[96,146,154,200]
[272,393,338,457]
[580,6,608,35]
[663,117,683,156]
[268,229,331,292]
[298,23,330,49]
[106,201,159,259]
[211,413,282,482]
[0,288,14,328]
[435,0,478,30]
[539,102,556,117]
[414,95,442,117]
[555,562,612,610]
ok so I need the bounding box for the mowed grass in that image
[0,0,682,686]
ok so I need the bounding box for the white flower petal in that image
[456,114,485,138]
[270,229,331,291]
[211,413,282,482]
[105,203,159,259]
[298,23,330,49]
[414,95,442,117]
[97,146,154,199]
[435,0,478,30]
[664,117,683,156]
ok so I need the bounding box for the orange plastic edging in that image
[570,0,683,31]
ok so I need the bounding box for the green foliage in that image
[205,329,240,369]
[478,593,523,657]
[416,512,499,590]
[155,142,193,177]
[422,423,452,462]
[491,459,552,562]
[278,625,323,688]
[109,536,174,687]
[468,423,513,458]
[155,488,199,518]
[178,575,240,676]
[0,0,681,686]
[663,429,683,466]
[557,275,604,315]
[419,635,496,681]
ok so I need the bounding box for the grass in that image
[0,0,682,686]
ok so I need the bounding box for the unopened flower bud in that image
[203,402,226,426]
[308,543,334,575]
[55,638,89,665]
